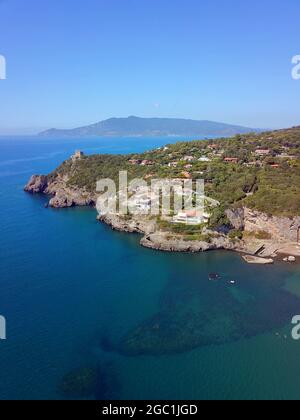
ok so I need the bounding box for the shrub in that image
[254,230,272,240]
[228,229,243,240]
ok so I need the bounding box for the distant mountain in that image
[39,116,259,138]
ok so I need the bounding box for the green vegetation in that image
[158,220,205,234]
[228,229,244,240]
[254,231,273,240]
[182,233,213,242]
[244,166,300,216]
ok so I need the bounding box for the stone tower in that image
[71,150,84,161]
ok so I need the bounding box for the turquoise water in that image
[1,136,300,400]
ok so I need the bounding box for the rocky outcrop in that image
[49,193,76,208]
[24,175,48,194]
[226,208,245,230]
[242,255,274,265]
[227,207,300,243]
[98,214,157,235]
[244,208,300,242]
[25,170,300,257]
[24,174,96,208]
[140,232,241,253]
[48,187,95,208]
[98,213,243,254]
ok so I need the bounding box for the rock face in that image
[226,208,245,230]
[227,207,300,242]
[60,367,99,398]
[25,174,96,209]
[96,212,244,253]
[98,214,156,235]
[25,169,300,256]
[49,193,75,208]
[24,175,48,194]
[98,214,243,253]
[140,232,240,253]
[48,185,95,208]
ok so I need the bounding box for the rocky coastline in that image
[226,207,300,243]
[25,174,97,208]
[24,173,300,262]
[98,213,242,253]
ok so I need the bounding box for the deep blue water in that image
[1,136,300,400]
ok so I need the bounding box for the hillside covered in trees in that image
[52,126,300,225]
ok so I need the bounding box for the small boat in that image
[209,273,221,281]
[230,280,236,285]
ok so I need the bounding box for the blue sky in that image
[0,0,299,134]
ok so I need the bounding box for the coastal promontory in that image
[25,127,300,260]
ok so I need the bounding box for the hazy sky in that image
[0,0,300,134]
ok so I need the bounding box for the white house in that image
[173,210,211,225]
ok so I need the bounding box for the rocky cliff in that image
[25,174,299,257]
[226,207,300,242]
[98,214,157,235]
[98,213,243,253]
[24,174,96,208]
[140,232,241,253]
[24,175,48,194]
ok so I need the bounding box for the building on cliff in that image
[173,210,211,225]
[71,150,85,161]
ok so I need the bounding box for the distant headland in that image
[39,116,260,138]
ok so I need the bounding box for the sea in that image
[0,135,300,400]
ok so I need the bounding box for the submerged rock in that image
[118,274,300,357]
[209,273,221,281]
